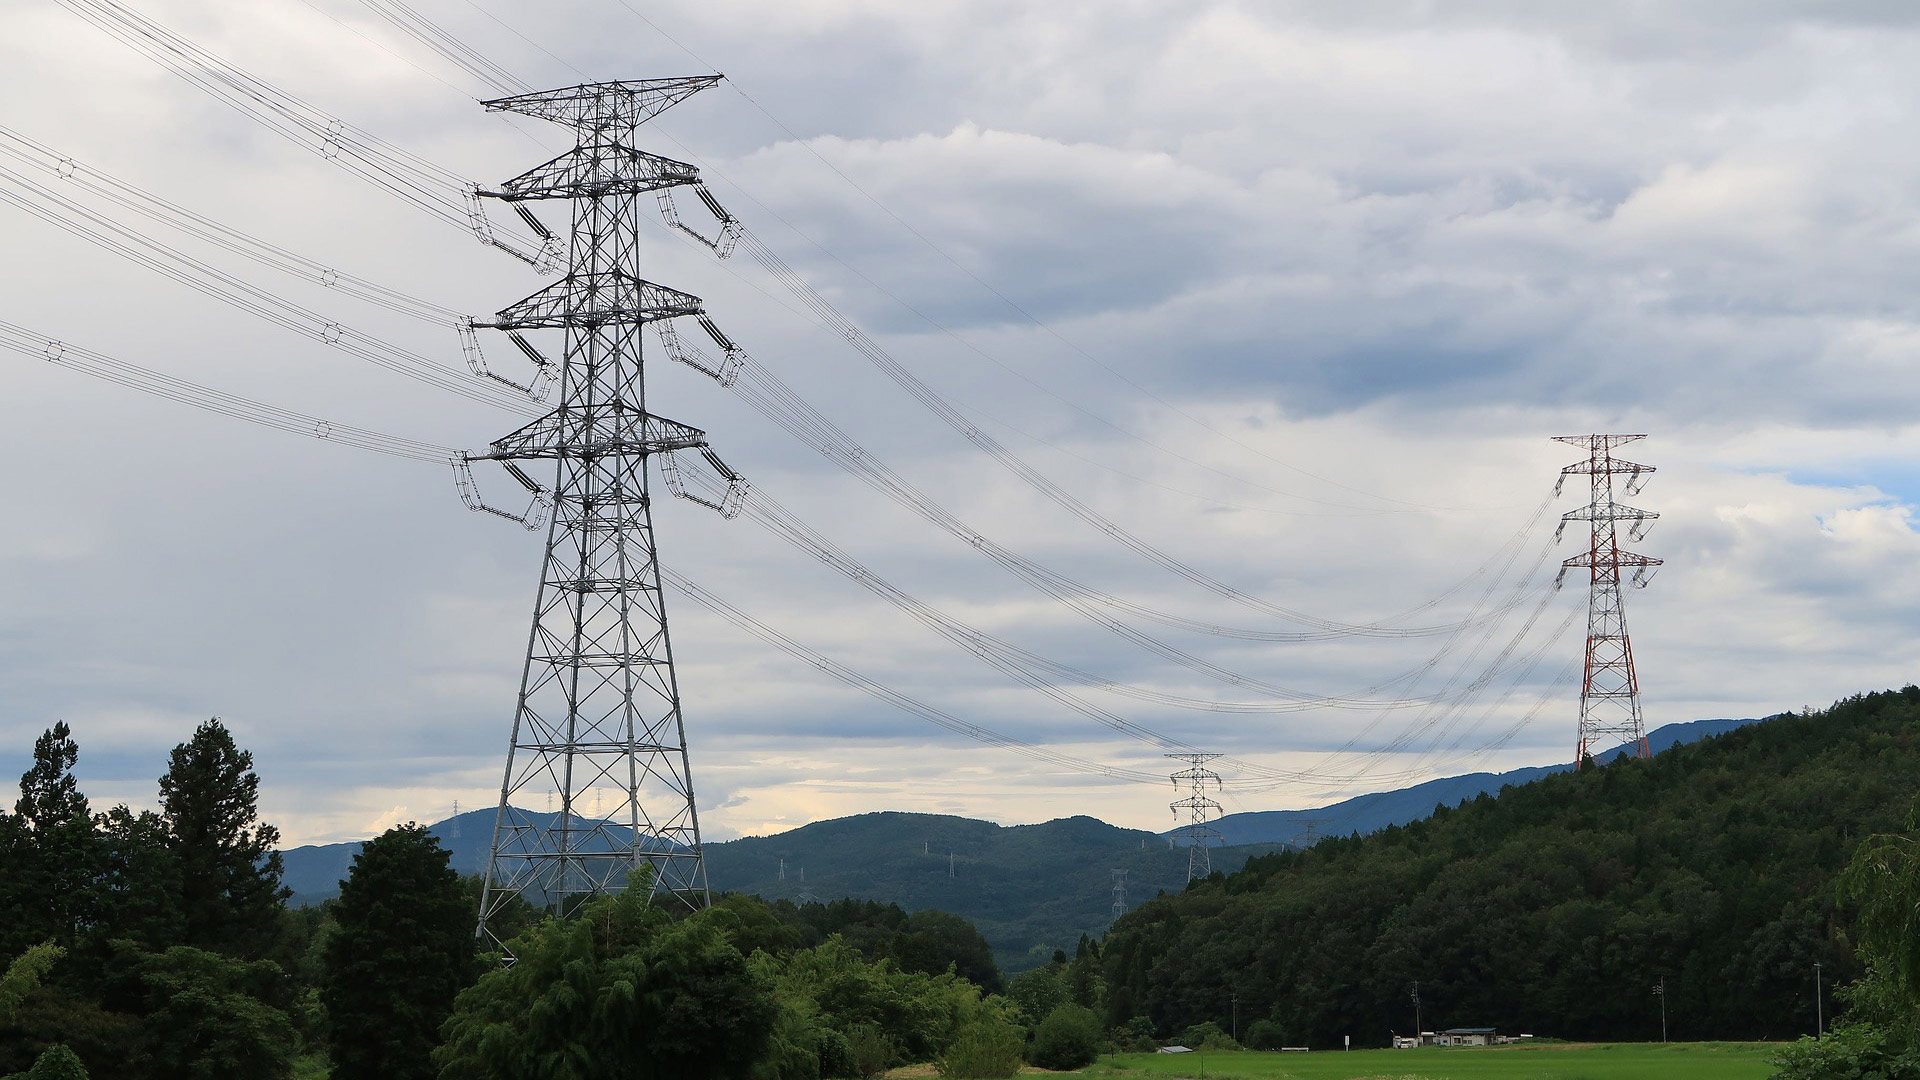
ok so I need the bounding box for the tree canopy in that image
[1102,690,1920,1045]
[158,719,289,958]
[324,823,476,1080]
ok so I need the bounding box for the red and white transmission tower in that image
[1553,435,1662,766]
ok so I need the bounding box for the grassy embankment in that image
[1067,1042,1779,1079]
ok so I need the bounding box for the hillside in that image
[1203,717,1756,846]
[1101,692,1920,1046]
[280,718,1755,971]
[282,809,1280,971]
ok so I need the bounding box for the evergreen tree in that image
[322,823,475,1080]
[157,719,289,957]
[87,807,185,955]
[5,725,100,951]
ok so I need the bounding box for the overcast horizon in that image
[5,0,1920,848]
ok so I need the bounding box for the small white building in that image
[1441,1027,1495,1046]
[1394,1027,1523,1048]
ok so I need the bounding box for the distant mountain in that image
[280,809,1283,971]
[1196,717,1758,847]
[702,812,1282,971]
[279,716,1761,971]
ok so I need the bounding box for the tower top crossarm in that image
[1552,434,1647,451]
[1553,435,1654,495]
[482,76,723,133]
[1166,752,1223,788]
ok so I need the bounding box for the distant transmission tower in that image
[1290,817,1327,849]
[463,77,748,949]
[1111,868,1128,917]
[1554,435,1661,767]
[1168,753,1224,881]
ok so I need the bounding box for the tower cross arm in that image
[1560,550,1662,570]
[1553,434,1647,451]
[481,145,702,201]
[1560,502,1659,523]
[471,407,711,461]
[482,76,723,131]
[1559,456,1653,478]
[476,273,704,330]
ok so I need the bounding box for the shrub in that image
[1113,1032,1157,1053]
[23,1045,89,1079]
[844,1022,894,1078]
[1199,1031,1241,1051]
[1771,1023,1920,1080]
[1243,1019,1283,1051]
[1181,1021,1230,1048]
[1028,1004,1104,1070]
[936,1019,1024,1079]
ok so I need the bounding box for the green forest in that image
[17,690,1920,1077]
[0,718,1100,1079]
[1099,688,1920,1049]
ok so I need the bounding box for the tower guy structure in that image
[460,77,748,949]
[1168,753,1224,881]
[1554,435,1661,766]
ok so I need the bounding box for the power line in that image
[0,155,532,413]
[50,0,553,267]
[662,566,1165,784]
[0,319,456,463]
[33,5,1597,801]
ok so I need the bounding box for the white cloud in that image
[1,0,1917,848]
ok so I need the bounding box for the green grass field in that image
[1074,1042,1780,1080]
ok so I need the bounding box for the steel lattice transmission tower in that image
[1110,868,1128,918]
[1168,753,1225,881]
[1553,434,1661,767]
[459,77,748,949]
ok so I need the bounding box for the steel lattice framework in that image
[464,77,744,948]
[1553,434,1661,767]
[1168,753,1224,881]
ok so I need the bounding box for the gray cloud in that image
[2,0,1917,847]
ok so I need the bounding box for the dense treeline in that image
[0,719,1032,1078]
[0,719,307,1078]
[1098,690,1920,1047]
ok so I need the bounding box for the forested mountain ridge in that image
[279,718,1756,973]
[284,810,1282,972]
[1202,716,1756,846]
[1100,691,1920,1048]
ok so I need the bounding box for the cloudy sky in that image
[3,0,1919,847]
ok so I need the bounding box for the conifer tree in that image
[157,719,288,956]
[322,823,475,1080]
[5,724,100,951]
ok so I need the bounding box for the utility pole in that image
[1815,962,1824,1038]
[1231,992,1239,1044]
[1411,981,1421,1036]
[464,77,749,951]
[1654,976,1666,1042]
[1553,435,1661,766]
[1168,753,1225,881]
[1111,869,1128,918]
